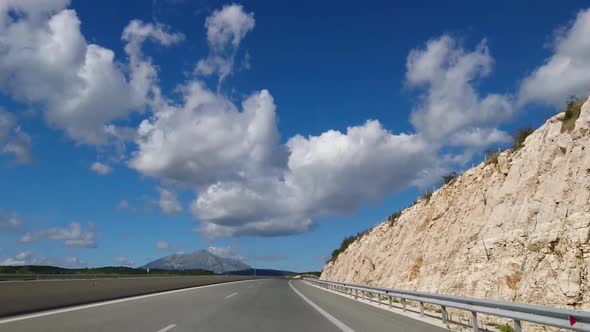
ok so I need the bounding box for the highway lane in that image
[0,275,254,317]
[0,279,447,332]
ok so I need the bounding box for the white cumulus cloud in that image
[518,8,590,107]
[0,251,31,266]
[195,4,255,86]
[130,83,283,187]
[406,35,513,149]
[114,256,134,266]
[191,120,436,238]
[90,162,112,175]
[207,245,244,261]
[156,187,182,215]
[19,222,97,248]
[0,110,32,164]
[0,2,182,145]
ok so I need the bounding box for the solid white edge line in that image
[289,281,355,332]
[225,292,238,299]
[302,281,448,331]
[0,279,257,324]
[157,324,176,332]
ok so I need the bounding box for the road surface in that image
[0,279,447,332]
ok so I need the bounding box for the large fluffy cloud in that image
[406,35,513,149]
[0,2,181,144]
[130,83,283,187]
[191,120,435,237]
[519,8,590,107]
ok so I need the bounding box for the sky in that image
[1,0,589,272]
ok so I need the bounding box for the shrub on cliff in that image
[422,191,433,203]
[441,171,458,185]
[562,96,584,132]
[512,127,534,150]
[484,149,501,166]
[387,210,402,226]
[329,231,368,263]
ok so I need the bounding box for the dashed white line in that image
[289,281,355,332]
[225,292,238,299]
[248,285,254,288]
[157,324,176,332]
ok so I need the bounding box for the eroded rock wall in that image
[321,97,590,310]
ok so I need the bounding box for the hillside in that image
[142,250,251,274]
[321,96,590,313]
[0,265,213,275]
[223,268,296,276]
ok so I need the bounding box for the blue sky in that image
[0,0,589,271]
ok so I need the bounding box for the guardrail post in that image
[471,311,478,332]
[388,296,392,308]
[441,305,448,325]
[419,301,425,317]
[355,289,358,299]
[402,299,407,312]
[514,320,522,332]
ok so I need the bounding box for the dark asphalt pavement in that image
[0,279,447,332]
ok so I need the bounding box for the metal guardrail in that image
[304,278,590,332]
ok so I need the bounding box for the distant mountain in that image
[142,250,251,274]
[223,268,296,277]
[0,265,213,277]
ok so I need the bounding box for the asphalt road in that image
[0,279,447,332]
[0,275,254,317]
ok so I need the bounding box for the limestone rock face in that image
[321,96,590,311]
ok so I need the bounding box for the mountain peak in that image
[142,250,251,274]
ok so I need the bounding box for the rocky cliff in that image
[321,96,590,311]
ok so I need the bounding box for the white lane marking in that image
[157,324,176,332]
[289,281,355,332]
[225,292,238,299]
[0,279,257,324]
[248,285,254,288]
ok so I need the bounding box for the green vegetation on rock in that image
[512,127,534,150]
[329,230,368,263]
[496,323,516,332]
[562,96,585,132]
